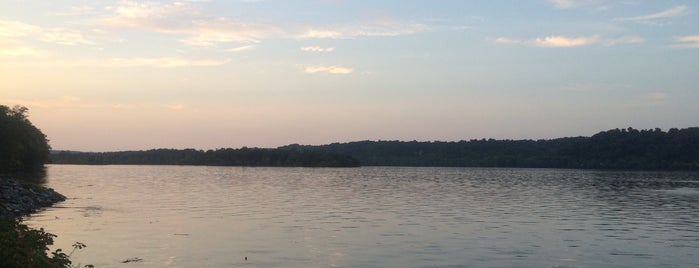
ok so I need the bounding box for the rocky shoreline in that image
[0,179,66,218]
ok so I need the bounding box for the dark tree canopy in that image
[50,148,360,168]
[280,127,699,170]
[0,105,51,174]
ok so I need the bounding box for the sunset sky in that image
[2,0,698,151]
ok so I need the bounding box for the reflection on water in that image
[26,165,699,267]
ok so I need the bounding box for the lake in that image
[26,165,699,267]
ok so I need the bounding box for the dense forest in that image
[280,127,699,170]
[51,148,360,167]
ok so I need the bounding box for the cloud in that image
[298,22,430,39]
[103,1,279,46]
[52,5,96,16]
[494,37,522,45]
[226,45,256,52]
[304,65,353,74]
[548,0,606,10]
[0,20,41,37]
[38,29,93,45]
[604,36,644,45]
[300,46,334,52]
[672,35,699,48]
[615,6,689,23]
[548,0,578,9]
[0,19,93,45]
[534,35,600,47]
[106,57,230,68]
[0,38,45,57]
[300,29,343,39]
[495,35,643,47]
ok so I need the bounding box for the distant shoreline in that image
[50,127,699,171]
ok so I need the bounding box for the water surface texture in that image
[27,165,699,267]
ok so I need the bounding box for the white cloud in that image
[106,57,230,68]
[39,29,93,45]
[494,37,522,45]
[0,20,41,37]
[549,0,577,9]
[615,6,689,23]
[496,35,643,48]
[300,29,343,39]
[103,1,278,46]
[548,0,605,10]
[0,19,93,46]
[226,45,256,52]
[534,35,600,47]
[304,65,353,74]
[300,46,334,52]
[672,35,699,48]
[52,5,96,16]
[298,22,430,39]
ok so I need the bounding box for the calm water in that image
[26,165,699,267]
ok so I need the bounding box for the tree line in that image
[50,148,361,167]
[280,127,699,170]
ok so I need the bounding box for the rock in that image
[0,179,66,218]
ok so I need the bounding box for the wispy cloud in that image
[52,5,96,16]
[615,6,689,24]
[534,35,600,47]
[226,45,256,52]
[106,57,230,68]
[548,0,579,9]
[0,38,45,57]
[496,35,643,48]
[304,65,353,74]
[300,46,334,52]
[548,0,606,10]
[672,35,699,48]
[494,37,522,45]
[103,1,278,46]
[0,19,93,45]
[604,36,644,45]
[0,20,41,37]
[298,22,430,39]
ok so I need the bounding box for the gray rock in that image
[0,179,66,218]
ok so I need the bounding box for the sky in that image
[1,0,698,151]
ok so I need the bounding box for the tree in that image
[0,105,51,174]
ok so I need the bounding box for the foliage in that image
[0,218,89,268]
[51,147,360,167]
[281,127,699,170]
[0,105,51,174]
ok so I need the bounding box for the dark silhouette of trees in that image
[280,127,699,170]
[49,126,699,170]
[0,105,51,174]
[51,148,360,167]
